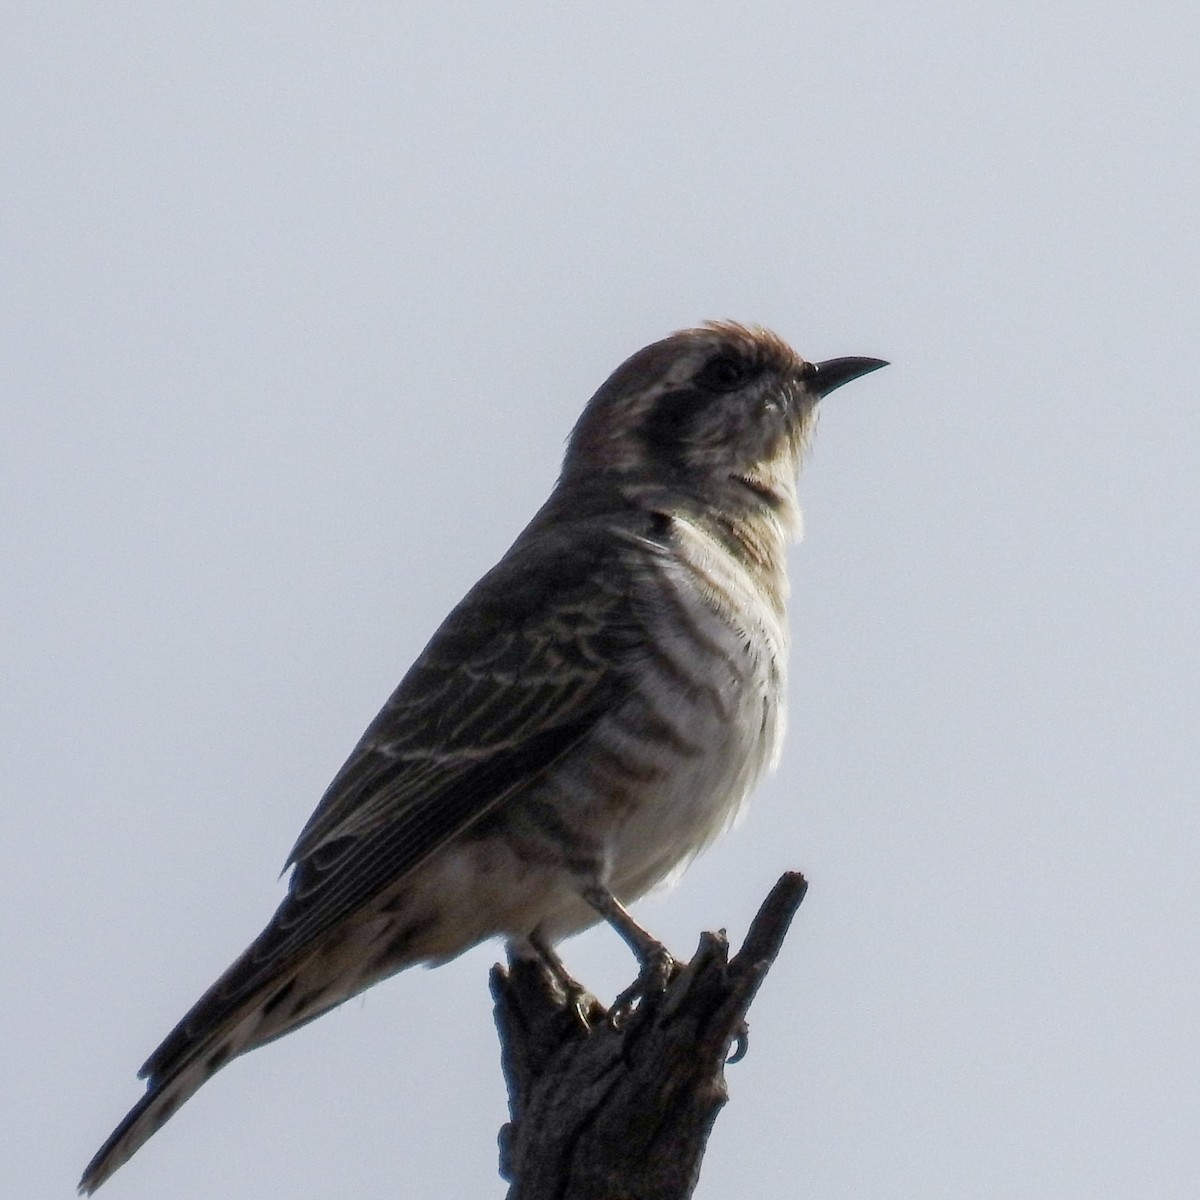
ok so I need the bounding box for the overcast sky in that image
[5,4,1198,1198]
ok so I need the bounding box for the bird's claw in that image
[564,982,606,1029]
[607,947,678,1027]
[726,1019,750,1064]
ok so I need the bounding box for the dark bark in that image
[491,871,808,1200]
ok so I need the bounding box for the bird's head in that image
[561,322,886,530]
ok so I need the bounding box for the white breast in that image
[601,518,790,898]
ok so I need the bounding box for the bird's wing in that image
[139,518,655,1081]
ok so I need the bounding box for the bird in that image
[79,322,886,1192]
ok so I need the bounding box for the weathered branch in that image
[490,871,808,1200]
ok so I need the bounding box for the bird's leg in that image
[582,885,678,1022]
[526,931,604,1026]
[582,885,668,963]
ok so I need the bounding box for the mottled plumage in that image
[80,323,885,1192]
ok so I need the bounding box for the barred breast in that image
[608,515,789,881]
[497,512,790,944]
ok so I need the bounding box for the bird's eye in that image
[696,353,754,392]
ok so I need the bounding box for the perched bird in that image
[80,322,886,1192]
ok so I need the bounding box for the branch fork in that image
[491,871,808,1200]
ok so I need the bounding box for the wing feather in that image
[139,517,655,1082]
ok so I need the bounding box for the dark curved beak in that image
[810,356,889,398]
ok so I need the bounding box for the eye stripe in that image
[640,386,711,454]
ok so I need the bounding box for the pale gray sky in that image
[5,4,1198,1198]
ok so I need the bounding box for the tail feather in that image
[79,962,342,1193]
[79,1050,221,1194]
[81,898,427,1189]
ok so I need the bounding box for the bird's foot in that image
[563,980,607,1028]
[608,944,680,1027]
[525,932,605,1028]
[578,884,684,1026]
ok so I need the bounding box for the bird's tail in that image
[78,998,272,1195]
[78,939,355,1194]
[79,1049,216,1193]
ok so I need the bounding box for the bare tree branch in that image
[491,871,808,1200]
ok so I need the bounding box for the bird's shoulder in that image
[444,500,671,623]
